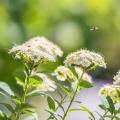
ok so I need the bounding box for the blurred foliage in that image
[0,0,120,86]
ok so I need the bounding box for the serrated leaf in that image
[47,96,56,111]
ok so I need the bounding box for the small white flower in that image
[75,67,92,83]
[99,84,120,103]
[113,70,120,85]
[64,49,106,69]
[55,66,74,81]
[32,73,57,92]
[9,36,63,64]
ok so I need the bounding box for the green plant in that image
[0,36,120,120]
[46,49,106,120]
[0,36,63,120]
[97,70,120,120]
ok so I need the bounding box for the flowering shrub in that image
[98,71,120,119]
[0,36,120,120]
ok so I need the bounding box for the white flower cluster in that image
[113,70,120,85]
[32,73,57,91]
[64,49,106,69]
[9,36,63,64]
[75,67,92,83]
[55,66,74,81]
[99,84,120,103]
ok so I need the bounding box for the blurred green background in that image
[0,0,120,87]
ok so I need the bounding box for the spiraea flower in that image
[55,66,74,81]
[75,67,92,83]
[9,36,63,64]
[64,49,106,69]
[113,70,120,85]
[99,84,120,103]
[32,73,57,92]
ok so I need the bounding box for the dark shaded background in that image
[0,0,120,88]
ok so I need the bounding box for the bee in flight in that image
[90,26,99,31]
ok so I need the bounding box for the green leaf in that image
[46,110,58,120]
[26,90,47,97]
[106,96,115,114]
[78,80,93,88]
[69,108,82,112]
[62,86,72,97]
[47,96,56,111]
[29,75,43,85]
[54,100,65,113]
[26,90,46,97]
[24,64,29,76]
[0,104,11,115]
[57,91,63,99]
[56,81,72,97]
[100,96,109,108]
[73,100,81,104]
[96,112,104,120]
[80,105,95,120]
[0,82,14,96]
[99,104,107,111]
[0,103,14,113]
[15,77,24,87]
[116,108,120,113]
[20,113,38,120]
[20,104,35,114]
[0,112,10,120]
[0,92,15,108]
[0,91,9,98]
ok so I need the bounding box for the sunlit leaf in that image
[29,75,43,85]
[0,111,11,120]
[78,80,93,88]
[0,82,14,96]
[15,77,24,87]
